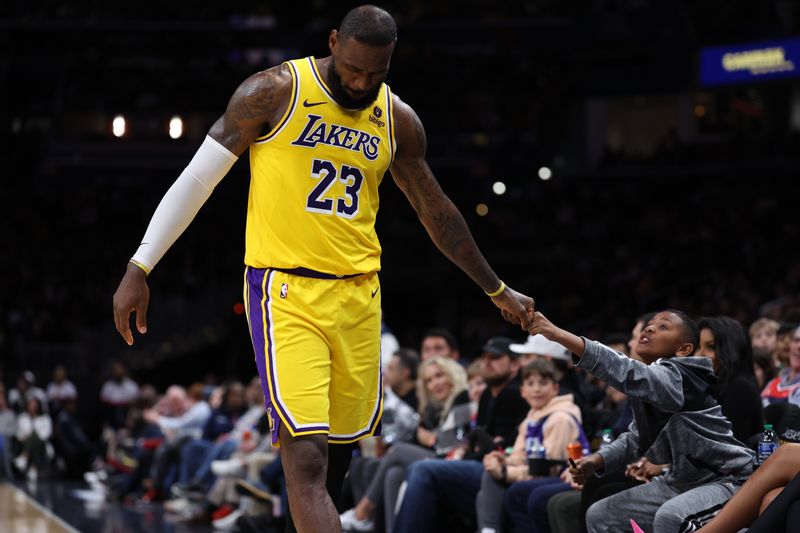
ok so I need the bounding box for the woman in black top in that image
[697,316,763,443]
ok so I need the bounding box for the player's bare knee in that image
[283,433,328,484]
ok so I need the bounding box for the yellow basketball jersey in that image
[245,57,396,276]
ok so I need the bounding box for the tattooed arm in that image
[113,66,292,345]
[390,95,535,328]
[209,63,293,155]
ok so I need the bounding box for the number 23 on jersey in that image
[305,158,365,220]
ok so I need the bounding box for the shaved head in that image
[338,5,397,45]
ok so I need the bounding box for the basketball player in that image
[112,5,535,531]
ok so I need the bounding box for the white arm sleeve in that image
[130,135,238,273]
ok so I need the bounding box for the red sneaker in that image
[212,504,234,520]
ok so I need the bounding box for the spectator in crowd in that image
[762,325,800,406]
[775,322,799,368]
[46,365,78,413]
[754,349,778,390]
[172,381,247,496]
[88,387,163,500]
[375,383,420,452]
[420,328,460,362]
[510,334,591,436]
[163,378,277,524]
[697,443,800,533]
[14,397,52,480]
[385,348,420,411]
[140,383,211,501]
[532,309,755,532]
[479,358,588,533]
[53,397,92,478]
[0,388,16,478]
[340,356,471,532]
[100,360,140,429]
[414,357,472,455]
[697,316,763,442]
[392,337,529,533]
[8,371,49,414]
[750,318,780,358]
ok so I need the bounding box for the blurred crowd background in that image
[1,1,799,442]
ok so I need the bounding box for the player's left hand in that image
[491,286,535,330]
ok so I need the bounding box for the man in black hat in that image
[392,336,529,533]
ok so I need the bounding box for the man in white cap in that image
[509,334,570,366]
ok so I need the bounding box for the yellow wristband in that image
[129,259,151,276]
[485,280,506,298]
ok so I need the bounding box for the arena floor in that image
[0,480,214,533]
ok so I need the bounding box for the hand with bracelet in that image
[485,280,536,331]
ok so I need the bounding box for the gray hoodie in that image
[578,339,754,489]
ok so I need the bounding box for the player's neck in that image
[314,56,334,86]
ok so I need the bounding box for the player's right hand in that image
[113,262,150,346]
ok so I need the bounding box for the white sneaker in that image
[340,508,375,532]
[211,458,244,477]
[164,497,192,513]
[213,508,243,530]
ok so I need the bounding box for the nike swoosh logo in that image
[371,286,380,298]
[303,99,326,107]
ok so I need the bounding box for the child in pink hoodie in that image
[478,358,589,532]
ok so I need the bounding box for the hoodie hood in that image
[528,393,582,423]
[658,356,718,385]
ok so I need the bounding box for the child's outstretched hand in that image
[528,311,587,357]
[529,311,560,340]
[569,453,604,486]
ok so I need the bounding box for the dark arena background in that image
[1,1,799,532]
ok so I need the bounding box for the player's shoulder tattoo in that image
[228,63,292,123]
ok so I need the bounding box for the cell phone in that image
[568,458,578,469]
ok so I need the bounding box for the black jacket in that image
[476,374,529,449]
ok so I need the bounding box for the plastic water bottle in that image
[757,424,779,466]
[600,428,614,449]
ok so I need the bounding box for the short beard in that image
[482,373,512,388]
[327,59,383,110]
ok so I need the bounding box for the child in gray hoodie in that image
[530,309,755,533]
